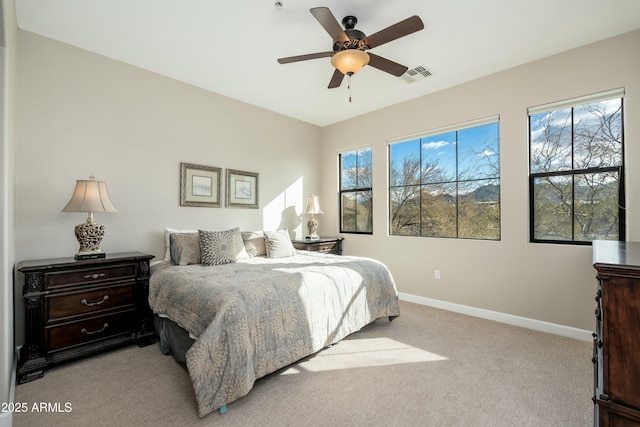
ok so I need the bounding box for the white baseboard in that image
[398,292,593,342]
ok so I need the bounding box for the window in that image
[339,147,373,233]
[528,89,625,244]
[389,117,500,240]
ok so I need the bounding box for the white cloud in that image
[422,140,451,150]
[478,150,497,157]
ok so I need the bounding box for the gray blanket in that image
[149,251,400,417]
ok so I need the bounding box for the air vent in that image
[401,66,433,83]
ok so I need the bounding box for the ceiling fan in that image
[278,7,424,89]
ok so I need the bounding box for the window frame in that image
[528,89,625,245]
[387,116,501,240]
[339,146,373,235]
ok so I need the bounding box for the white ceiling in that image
[14,0,640,127]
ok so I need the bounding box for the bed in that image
[148,228,400,417]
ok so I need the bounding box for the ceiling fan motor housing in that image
[334,16,368,52]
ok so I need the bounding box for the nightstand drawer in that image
[45,264,137,290]
[47,310,137,352]
[316,242,338,253]
[291,238,343,255]
[47,283,136,322]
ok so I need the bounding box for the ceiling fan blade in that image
[364,15,424,49]
[278,51,333,64]
[367,53,408,77]
[310,7,349,43]
[328,69,345,88]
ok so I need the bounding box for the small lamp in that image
[303,194,323,240]
[62,176,118,260]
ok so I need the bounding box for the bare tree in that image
[530,99,622,241]
[341,149,373,232]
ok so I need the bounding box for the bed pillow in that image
[241,230,266,257]
[164,227,197,261]
[233,228,249,260]
[169,232,201,266]
[199,228,244,266]
[264,230,296,258]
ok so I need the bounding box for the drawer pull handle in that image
[84,273,106,279]
[81,323,109,335]
[81,295,109,307]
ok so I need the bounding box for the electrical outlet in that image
[434,269,441,279]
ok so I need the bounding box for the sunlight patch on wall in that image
[262,176,304,237]
[281,337,447,375]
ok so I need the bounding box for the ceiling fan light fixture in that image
[331,49,370,75]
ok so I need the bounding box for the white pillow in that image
[264,230,296,258]
[164,227,197,261]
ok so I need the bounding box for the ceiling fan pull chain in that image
[348,73,352,103]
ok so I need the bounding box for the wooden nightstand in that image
[17,252,155,383]
[291,237,343,255]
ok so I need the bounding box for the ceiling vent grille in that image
[401,66,433,83]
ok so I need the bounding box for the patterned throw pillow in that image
[164,227,197,261]
[241,230,266,257]
[199,228,239,266]
[169,232,201,265]
[264,230,296,258]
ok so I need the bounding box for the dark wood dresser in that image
[17,252,155,383]
[592,240,640,426]
[292,237,343,255]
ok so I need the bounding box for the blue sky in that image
[529,98,622,172]
[390,122,500,183]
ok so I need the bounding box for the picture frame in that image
[180,162,222,207]
[226,169,259,209]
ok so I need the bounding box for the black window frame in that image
[388,118,501,240]
[528,92,625,245]
[339,147,373,234]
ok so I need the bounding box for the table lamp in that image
[303,194,323,240]
[61,176,117,260]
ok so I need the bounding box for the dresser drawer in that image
[46,283,136,322]
[46,310,137,352]
[44,263,137,290]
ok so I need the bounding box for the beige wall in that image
[1,0,17,424]
[319,29,640,332]
[15,31,322,261]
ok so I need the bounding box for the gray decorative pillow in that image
[169,232,201,265]
[241,230,266,257]
[199,229,239,266]
[264,230,295,258]
[164,227,197,261]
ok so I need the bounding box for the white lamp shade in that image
[303,194,323,215]
[62,178,117,213]
[330,49,370,75]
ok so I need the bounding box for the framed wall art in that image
[180,162,222,207]
[226,169,259,209]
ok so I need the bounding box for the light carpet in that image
[13,301,594,426]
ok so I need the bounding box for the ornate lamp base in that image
[306,216,319,240]
[74,220,106,260]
